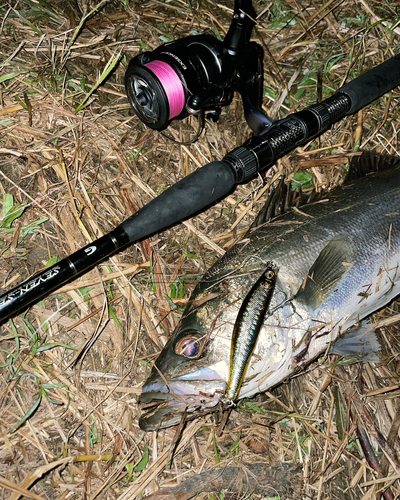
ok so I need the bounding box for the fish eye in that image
[266,270,275,279]
[175,333,202,358]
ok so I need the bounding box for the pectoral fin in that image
[296,239,353,310]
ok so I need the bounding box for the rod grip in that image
[120,161,236,241]
[337,54,400,115]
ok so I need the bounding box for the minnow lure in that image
[222,265,276,405]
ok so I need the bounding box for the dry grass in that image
[0,0,399,499]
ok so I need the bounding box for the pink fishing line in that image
[145,60,185,119]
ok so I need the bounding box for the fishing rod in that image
[0,6,399,323]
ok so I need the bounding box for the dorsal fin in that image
[250,176,322,231]
[345,152,400,182]
[251,152,400,232]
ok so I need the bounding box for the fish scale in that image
[139,153,400,431]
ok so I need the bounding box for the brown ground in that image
[0,0,400,499]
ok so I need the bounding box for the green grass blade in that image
[9,392,42,433]
[75,50,122,112]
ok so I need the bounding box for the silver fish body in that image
[139,154,400,431]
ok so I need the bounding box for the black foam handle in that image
[120,161,236,241]
[337,54,400,115]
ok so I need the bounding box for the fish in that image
[139,153,400,431]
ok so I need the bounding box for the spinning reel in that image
[125,0,272,133]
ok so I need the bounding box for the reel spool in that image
[125,35,232,131]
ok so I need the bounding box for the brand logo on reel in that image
[162,52,187,70]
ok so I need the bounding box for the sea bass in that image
[139,153,400,431]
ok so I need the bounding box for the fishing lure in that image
[223,265,276,405]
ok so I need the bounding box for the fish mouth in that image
[139,377,226,431]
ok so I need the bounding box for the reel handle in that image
[224,0,257,53]
[232,42,272,134]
